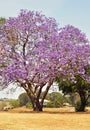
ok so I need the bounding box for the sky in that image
[0,0,90,39]
[0,0,90,98]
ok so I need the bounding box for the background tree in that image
[0,17,6,60]
[0,17,6,27]
[18,93,31,106]
[46,92,68,108]
[55,25,90,112]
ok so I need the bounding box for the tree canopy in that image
[0,10,90,111]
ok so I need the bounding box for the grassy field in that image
[0,107,90,130]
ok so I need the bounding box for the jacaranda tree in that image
[0,10,59,111]
[0,10,90,111]
[55,25,90,112]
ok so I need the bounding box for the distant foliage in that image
[18,93,31,106]
[0,17,6,27]
[10,100,20,108]
[26,102,32,108]
[46,92,68,108]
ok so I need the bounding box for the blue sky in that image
[0,0,90,39]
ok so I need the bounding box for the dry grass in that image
[0,107,90,130]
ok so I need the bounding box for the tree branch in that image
[41,81,52,105]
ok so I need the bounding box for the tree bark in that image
[41,82,52,105]
[26,90,43,112]
[75,98,86,112]
[33,100,43,112]
[21,82,52,112]
[76,86,87,112]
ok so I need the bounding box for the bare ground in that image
[0,107,90,130]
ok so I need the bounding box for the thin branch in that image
[41,81,52,105]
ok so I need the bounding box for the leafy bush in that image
[46,92,68,108]
[18,93,31,106]
[10,100,20,108]
[46,102,54,108]
[46,100,62,108]
[26,102,32,108]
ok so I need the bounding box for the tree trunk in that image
[21,81,52,112]
[33,101,43,112]
[76,86,86,112]
[27,94,43,112]
[75,99,86,112]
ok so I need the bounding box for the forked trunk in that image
[21,82,52,112]
[28,94,43,112]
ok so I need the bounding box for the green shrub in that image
[26,102,32,108]
[46,102,54,108]
[10,100,20,108]
[18,93,30,106]
[46,100,63,108]
[46,92,68,108]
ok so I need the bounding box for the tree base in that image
[33,108,43,112]
[75,106,86,112]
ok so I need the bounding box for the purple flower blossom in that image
[0,10,90,87]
